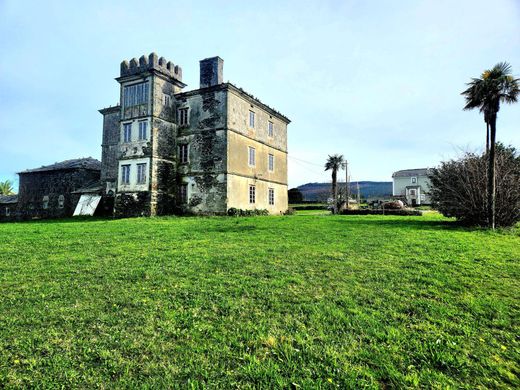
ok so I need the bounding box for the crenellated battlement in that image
[120,53,183,81]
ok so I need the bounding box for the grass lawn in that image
[0,213,519,388]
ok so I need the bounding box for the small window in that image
[123,123,132,143]
[138,121,147,140]
[58,195,65,209]
[268,121,274,137]
[249,111,255,128]
[121,165,131,185]
[5,207,10,217]
[268,188,275,205]
[137,163,147,184]
[249,185,256,204]
[179,183,188,203]
[409,189,416,196]
[164,94,171,107]
[179,144,189,164]
[248,147,256,166]
[411,177,417,184]
[268,154,274,172]
[178,108,189,126]
[42,195,49,209]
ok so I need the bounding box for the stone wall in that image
[100,106,120,187]
[175,87,228,214]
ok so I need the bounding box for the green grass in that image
[1,213,519,388]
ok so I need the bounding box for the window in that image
[411,177,417,184]
[178,108,189,126]
[58,195,65,209]
[248,147,256,166]
[268,154,274,172]
[5,207,10,217]
[138,121,147,140]
[164,94,171,107]
[249,185,256,204]
[179,144,189,164]
[123,81,149,108]
[409,189,416,196]
[268,121,274,137]
[42,195,49,210]
[249,111,255,128]
[121,165,131,185]
[268,188,275,205]
[179,183,188,203]
[137,163,147,184]
[123,123,132,143]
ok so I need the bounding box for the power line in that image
[288,155,324,168]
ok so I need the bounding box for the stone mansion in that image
[100,53,290,217]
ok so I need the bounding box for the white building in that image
[392,168,432,206]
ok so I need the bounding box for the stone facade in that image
[100,53,290,216]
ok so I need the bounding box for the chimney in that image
[199,57,223,88]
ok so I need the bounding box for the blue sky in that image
[0,0,519,189]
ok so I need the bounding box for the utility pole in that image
[345,160,350,210]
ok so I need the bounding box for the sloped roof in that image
[0,194,18,204]
[19,158,101,174]
[392,168,432,178]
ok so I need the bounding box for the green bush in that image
[341,209,422,216]
[227,208,269,217]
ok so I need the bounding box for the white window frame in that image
[249,110,255,128]
[268,153,274,172]
[138,121,147,140]
[411,177,417,184]
[248,147,256,167]
[179,144,189,164]
[178,107,189,126]
[249,185,256,204]
[5,207,10,217]
[121,164,131,185]
[136,163,147,184]
[268,188,275,205]
[58,195,65,209]
[268,121,274,137]
[42,195,49,210]
[123,123,132,143]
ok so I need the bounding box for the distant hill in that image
[297,181,392,201]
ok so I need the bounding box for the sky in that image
[0,0,519,189]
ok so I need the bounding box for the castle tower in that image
[114,53,186,216]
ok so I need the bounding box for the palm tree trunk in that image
[487,115,497,229]
[485,121,490,154]
[332,169,337,214]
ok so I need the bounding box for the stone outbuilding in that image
[16,158,101,219]
[0,195,18,221]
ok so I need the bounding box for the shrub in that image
[226,208,269,217]
[341,209,422,216]
[283,207,295,215]
[429,144,520,227]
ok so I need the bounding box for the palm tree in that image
[462,62,519,228]
[325,154,345,214]
[0,180,14,195]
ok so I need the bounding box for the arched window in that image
[58,195,65,209]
